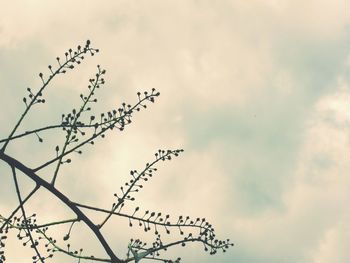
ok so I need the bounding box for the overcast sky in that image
[1,1,350,262]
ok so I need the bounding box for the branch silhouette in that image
[0,40,233,263]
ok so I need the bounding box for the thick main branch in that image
[0,151,123,263]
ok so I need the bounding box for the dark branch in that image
[11,166,44,263]
[0,151,123,263]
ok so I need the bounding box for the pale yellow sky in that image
[1,1,350,262]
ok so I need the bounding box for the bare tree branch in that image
[1,40,98,153]
[11,166,44,263]
[0,151,123,263]
[0,41,233,263]
[0,185,39,233]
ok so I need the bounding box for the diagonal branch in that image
[99,149,183,228]
[33,90,160,172]
[0,184,39,232]
[1,40,98,153]
[51,66,105,186]
[11,166,44,263]
[0,151,123,263]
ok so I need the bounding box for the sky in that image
[1,1,350,262]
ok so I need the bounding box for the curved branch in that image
[74,202,213,235]
[0,151,123,263]
[99,149,183,228]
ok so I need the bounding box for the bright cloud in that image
[1,1,350,263]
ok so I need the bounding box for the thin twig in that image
[74,202,212,234]
[51,67,103,186]
[0,151,123,263]
[33,92,157,172]
[99,150,181,228]
[1,43,95,153]
[0,184,39,232]
[11,166,44,263]
[0,217,111,262]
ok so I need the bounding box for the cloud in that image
[309,221,350,263]
[1,1,350,262]
[226,76,350,262]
